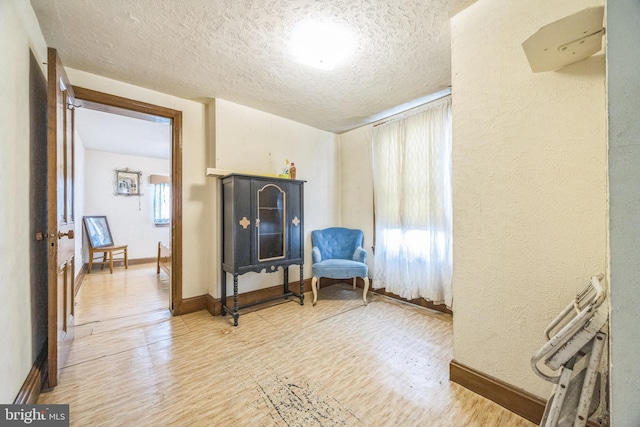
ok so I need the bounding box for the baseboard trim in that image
[187,278,432,318]
[450,360,604,426]
[449,360,608,427]
[167,279,312,317]
[318,278,452,315]
[205,293,216,316]
[81,257,155,273]
[14,344,48,404]
[371,287,452,315]
[74,264,87,296]
[450,360,545,424]
[205,278,312,316]
[127,257,157,266]
[172,295,207,315]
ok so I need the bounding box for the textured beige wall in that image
[451,0,607,397]
[214,98,340,295]
[67,68,210,299]
[338,124,375,274]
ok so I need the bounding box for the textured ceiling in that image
[31,0,453,134]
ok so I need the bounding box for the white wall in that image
[0,0,48,404]
[606,1,640,425]
[83,149,170,260]
[338,124,375,273]
[451,0,607,398]
[213,98,340,295]
[65,69,209,299]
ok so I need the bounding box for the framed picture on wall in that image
[115,168,142,196]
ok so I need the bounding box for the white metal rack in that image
[531,275,608,427]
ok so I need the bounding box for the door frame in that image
[73,87,184,313]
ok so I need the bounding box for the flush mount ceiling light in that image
[291,20,358,70]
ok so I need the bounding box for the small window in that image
[153,183,170,225]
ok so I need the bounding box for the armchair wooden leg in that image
[363,276,369,306]
[311,276,318,306]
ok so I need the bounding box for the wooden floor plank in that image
[39,263,535,426]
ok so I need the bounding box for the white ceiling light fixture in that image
[291,20,358,70]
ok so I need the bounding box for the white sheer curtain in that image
[372,97,452,306]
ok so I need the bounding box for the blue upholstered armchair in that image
[311,227,369,306]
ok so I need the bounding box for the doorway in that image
[73,87,183,313]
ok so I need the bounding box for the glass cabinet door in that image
[257,184,286,261]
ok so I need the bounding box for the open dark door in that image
[47,48,76,388]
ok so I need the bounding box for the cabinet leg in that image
[283,267,290,294]
[299,264,304,305]
[221,272,227,316]
[233,274,239,326]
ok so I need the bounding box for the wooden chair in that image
[83,216,128,274]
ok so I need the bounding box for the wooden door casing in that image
[47,48,76,388]
[71,87,183,314]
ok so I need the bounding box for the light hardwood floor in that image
[39,263,535,426]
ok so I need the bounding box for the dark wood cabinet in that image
[221,174,304,325]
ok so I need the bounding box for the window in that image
[372,97,452,306]
[151,178,170,226]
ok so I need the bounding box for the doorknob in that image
[35,232,45,241]
[57,229,75,239]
